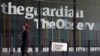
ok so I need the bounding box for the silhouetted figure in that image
[21,23,30,56]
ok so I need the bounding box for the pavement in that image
[1,52,100,56]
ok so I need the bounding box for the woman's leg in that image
[21,43,25,56]
[22,51,24,56]
[25,52,30,56]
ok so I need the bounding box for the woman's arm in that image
[18,34,22,39]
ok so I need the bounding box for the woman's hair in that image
[23,23,29,30]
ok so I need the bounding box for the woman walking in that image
[21,23,30,56]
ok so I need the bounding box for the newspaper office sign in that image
[52,42,67,51]
[0,2,95,30]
